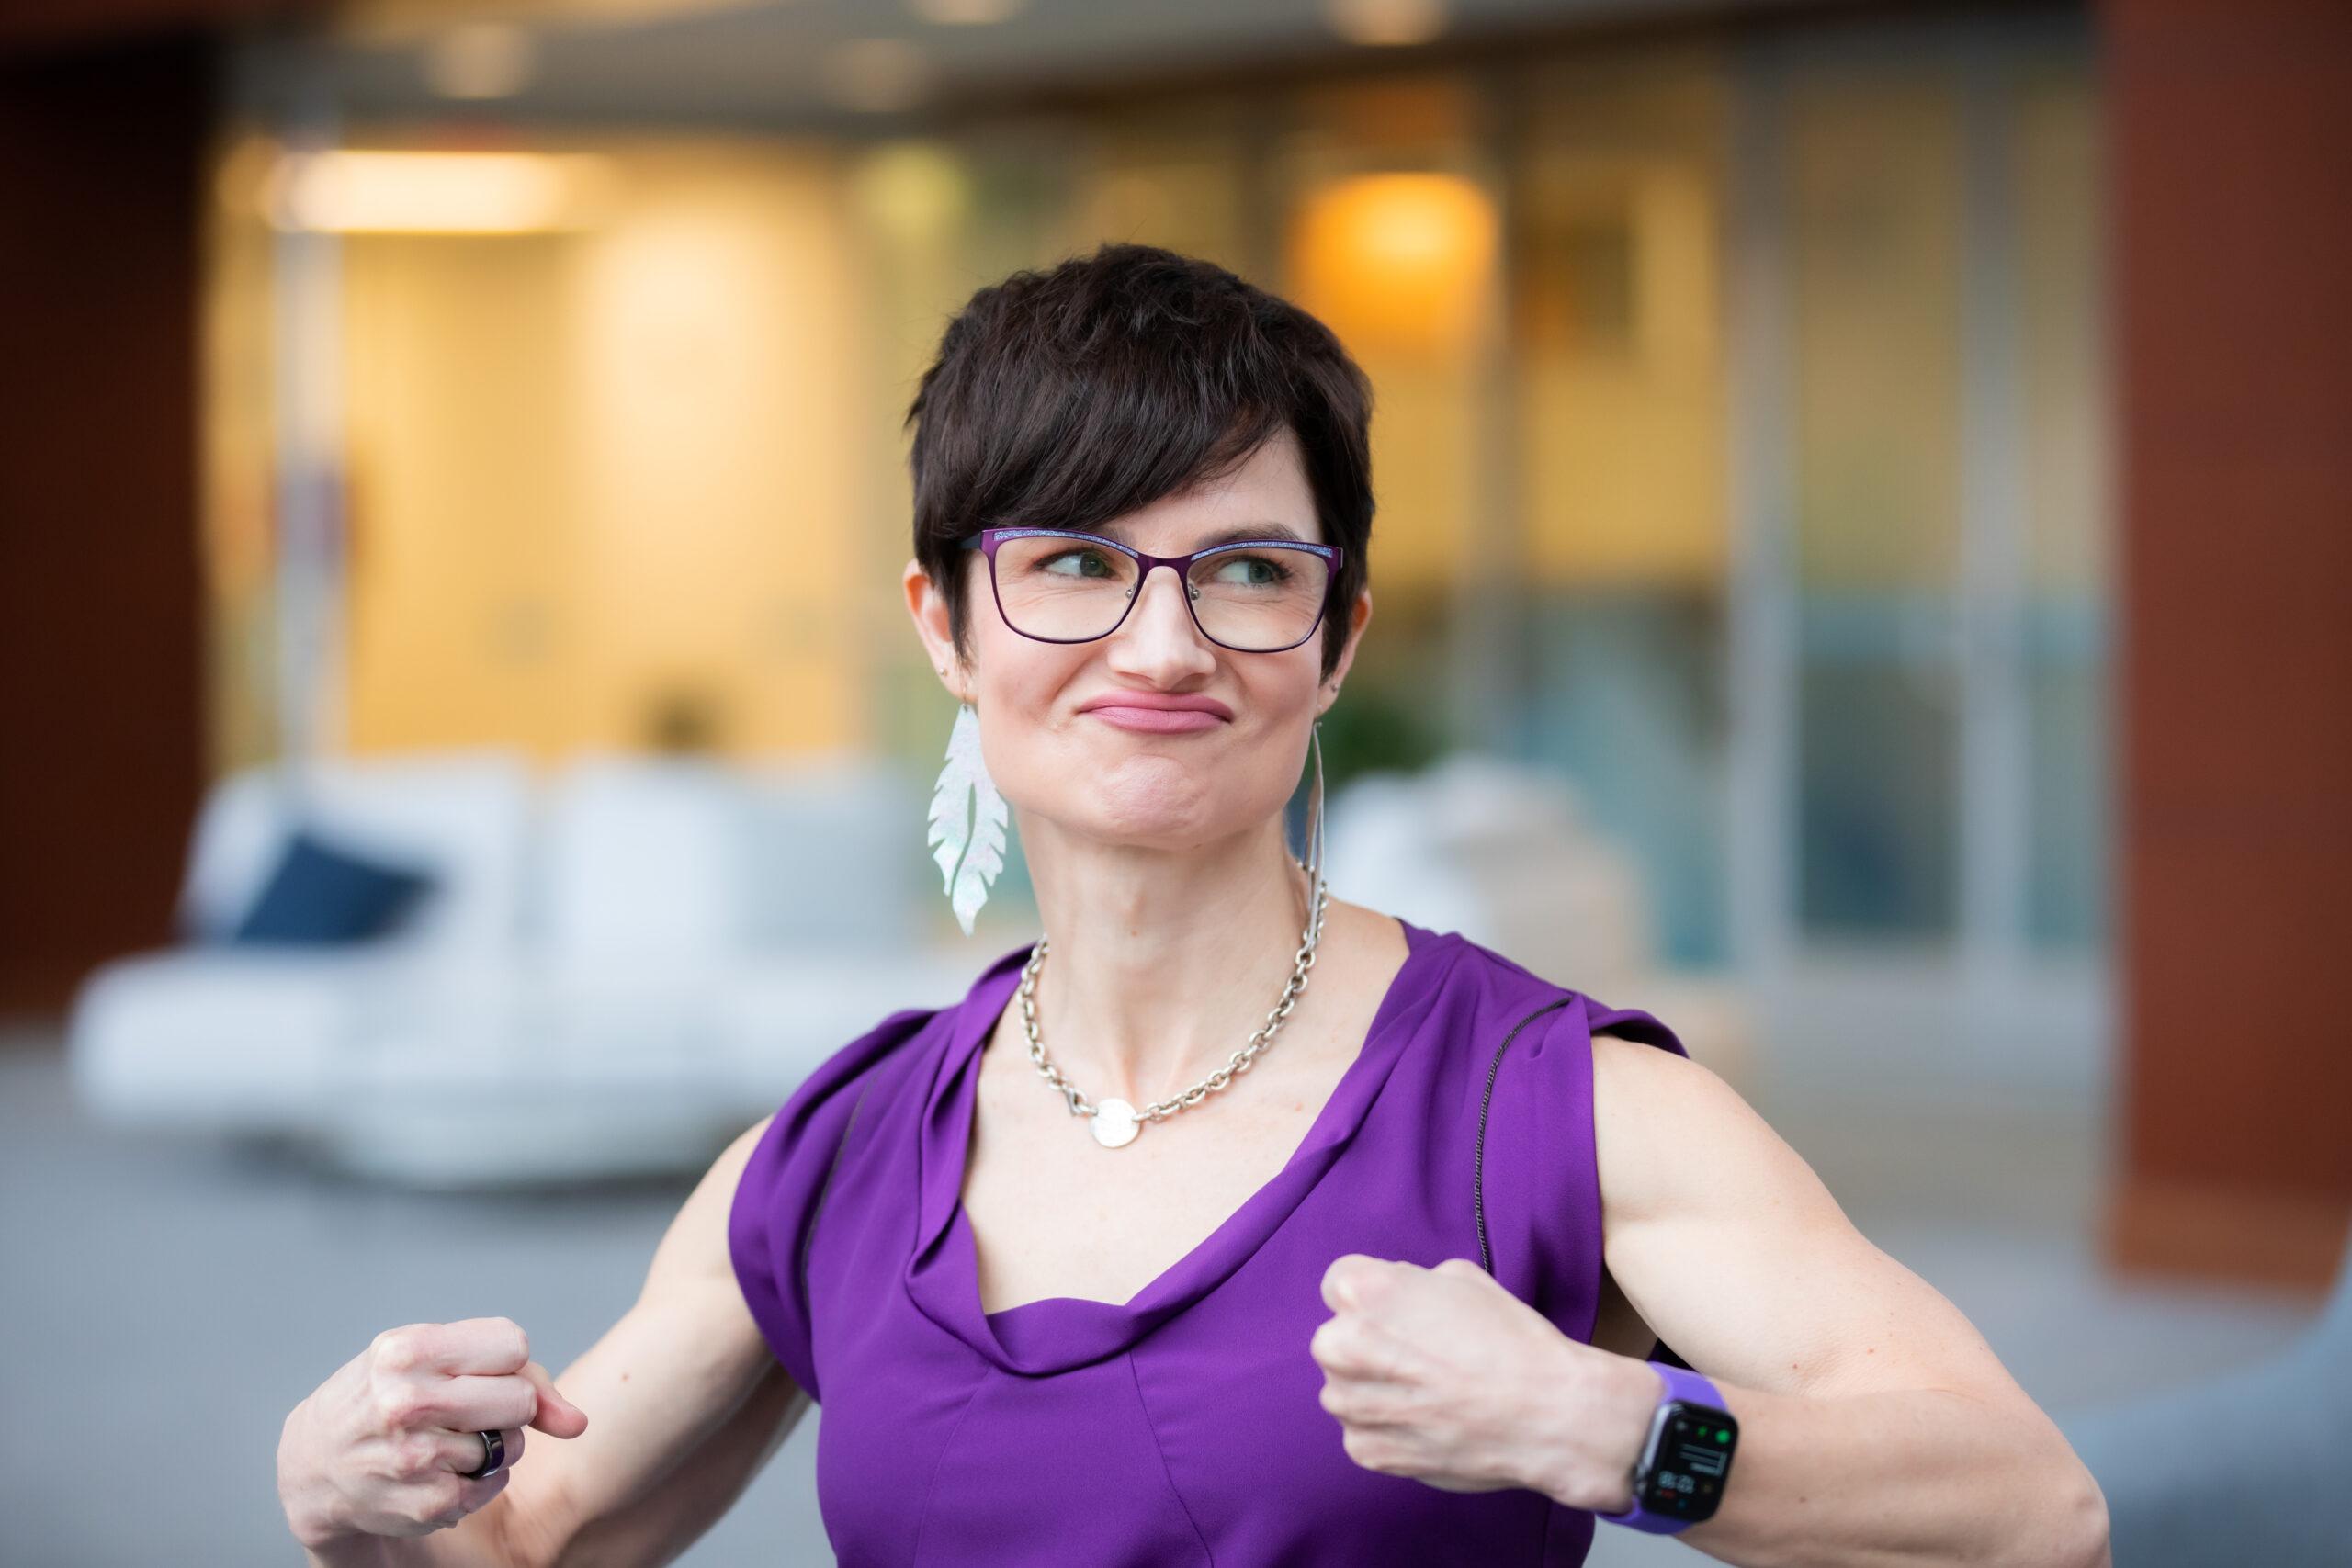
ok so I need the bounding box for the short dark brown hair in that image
[906,242,1374,682]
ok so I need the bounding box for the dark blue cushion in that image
[228,827,437,945]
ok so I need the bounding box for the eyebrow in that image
[1088,519,1313,550]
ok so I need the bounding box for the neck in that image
[1018,812,1317,1106]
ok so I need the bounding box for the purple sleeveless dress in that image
[729,918,1690,1565]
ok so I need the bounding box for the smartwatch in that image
[1593,1360,1738,1533]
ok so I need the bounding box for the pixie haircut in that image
[906,242,1374,683]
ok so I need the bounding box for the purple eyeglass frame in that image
[960,525,1346,653]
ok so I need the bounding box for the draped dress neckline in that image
[902,918,1461,1376]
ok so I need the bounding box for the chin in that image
[1068,775,1222,843]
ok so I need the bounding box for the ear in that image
[1319,586,1373,715]
[903,557,967,700]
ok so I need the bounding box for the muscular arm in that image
[1583,1038,2109,1568]
[500,1115,814,1568]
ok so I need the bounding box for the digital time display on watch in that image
[1634,1402,1739,1522]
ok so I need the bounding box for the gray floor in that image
[1,1025,2324,1567]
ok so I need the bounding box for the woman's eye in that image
[1214,554,1290,585]
[1041,548,1114,578]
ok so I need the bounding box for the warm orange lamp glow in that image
[1286,172,1497,356]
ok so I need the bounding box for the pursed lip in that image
[1076,692,1234,720]
[1078,693,1233,735]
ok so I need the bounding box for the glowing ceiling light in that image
[909,0,1027,23]
[822,38,935,113]
[1322,0,1448,48]
[423,23,538,100]
[266,150,616,234]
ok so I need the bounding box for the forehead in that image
[1091,430,1319,549]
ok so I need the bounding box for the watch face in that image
[1638,1403,1737,1522]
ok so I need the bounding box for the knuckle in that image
[371,1325,427,1373]
[1312,1316,1374,1369]
[371,1384,432,1433]
[390,1431,440,1476]
[1328,1258,1387,1311]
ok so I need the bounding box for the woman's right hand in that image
[278,1315,592,1551]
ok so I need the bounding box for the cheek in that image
[966,645,1082,780]
[971,654,1319,825]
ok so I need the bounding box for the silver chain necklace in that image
[1017,857,1329,1148]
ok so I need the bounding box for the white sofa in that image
[1320,753,1752,1092]
[67,747,980,1186]
[67,746,1749,1188]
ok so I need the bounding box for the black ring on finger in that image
[458,1428,505,1480]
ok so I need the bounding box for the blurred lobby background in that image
[2,0,2346,1562]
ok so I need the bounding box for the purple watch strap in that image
[1594,1361,1729,1534]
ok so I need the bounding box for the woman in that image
[277,243,2109,1566]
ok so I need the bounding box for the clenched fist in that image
[277,1315,590,1551]
[1309,1254,1657,1510]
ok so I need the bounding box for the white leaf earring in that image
[926,695,1010,936]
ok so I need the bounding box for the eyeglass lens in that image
[991,536,1331,650]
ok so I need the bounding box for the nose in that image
[1106,560,1217,676]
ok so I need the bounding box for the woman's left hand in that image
[1310,1254,1657,1508]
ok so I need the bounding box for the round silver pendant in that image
[1091,1097,1140,1149]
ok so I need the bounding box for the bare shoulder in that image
[1589,1029,1748,1137]
[1324,896,1412,972]
[1590,1037,1689,1222]
[1588,1032,1831,1227]
[1299,897,1413,1042]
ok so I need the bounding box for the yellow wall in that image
[1518,55,1730,592]
[216,62,1742,771]
[337,136,867,763]
[200,130,285,777]
[1790,78,1964,592]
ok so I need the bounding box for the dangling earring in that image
[927,699,1009,936]
[1297,716,1329,913]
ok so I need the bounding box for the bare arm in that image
[284,1115,813,1568]
[1582,1038,2109,1568]
[517,1113,813,1568]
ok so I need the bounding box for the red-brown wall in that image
[0,35,212,1019]
[2104,0,2352,1288]
[0,0,300,58]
